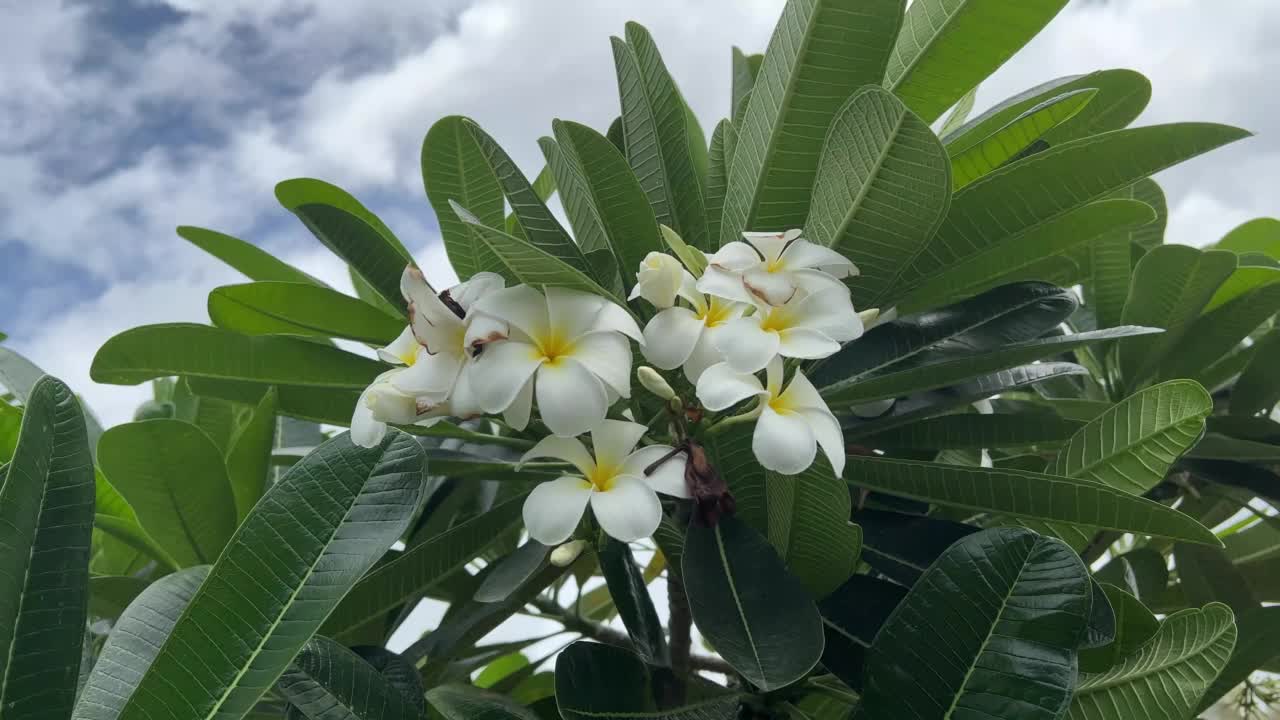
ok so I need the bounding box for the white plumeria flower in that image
[697,357,844,477]
[469,285,643,437]
[628,252,686,309]
[697,229,857,306]
[351,369,449,447]
[714,284,863,373]
[642,271,750,383]
[520,420,690,544]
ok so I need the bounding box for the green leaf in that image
[704,121,734,250]
[1066,603,1236,720]
[885,0,1067,123]
[1231,329,1280,416]
[804,86,950,309]
[276,179,413,309]
[938,87,977,137]
[1094,548,1169,602]
[720,0,904,244]
[226,387,277,521]
[853,509,978,586]
[0,377,95,720]
[277,636,421,720]
[1175,543,1257,617]
[844,455,1221,545]
[861,412,1081,450]
[1196,605,1280,714]
[1156,281,1280,382]
[92,323,384,388]
[766,459,860,599]
[820,326,1158,407]
[659,225,707,278]
[950,89,1095,190]
[944,69,1151,153]
[187,377,361,427]
[906,124,1249,289]
[1115,245,1237,386]
[1078,584,1159,673]
[426,684,538,720]
[88,575,150,621]
[599,539,669,666]
[177,226,324,285]
[97,431,424,720]
[74,567,210,720]
[554,641,739,720]
[898,199,1155,313]
[682,514,824,690]
[451,201,625,304]
[1203,263,1280,314]
[322,493,525,642]
[1088,181,1168,329]
[612,23,709,251]
[474,540,548,604]
[861,528,1090,720]
[422,116,506,279]
[545,119,662,295]
[208,282,405,345]
[1,347,105,457]
[349,267,403,318]
[817,575,907,691]
[99,420,237,567]
[462,120,589,275]
[730,47,762,118]
[1189,433,1280,462]
[1216,217,1280,259]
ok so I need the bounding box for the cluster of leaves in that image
[3,1,1280,719]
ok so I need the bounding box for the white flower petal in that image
[590,476,662,542]
[705,241,761,271]
[377,327,419,365]
[715,317,780,373]
[778,369,826,412]
[780,238,857,277]
[464,314,509,348]
[753,406,816,475]
[504,375,535,430]
[675,271,704,308]
[791,268,853,296]
[547,286,609,338]
[622,445,690,498]
[592,301,644,343]
[743,268,796,305]
[776,328,841,360]
[800,408,845,477]
[449,271,505,311]
[473,340,543,413]
[523,477,593,545]
[741,232,793,263]
[535,358,608,437]
[789,287,861,342]
[682,327,724,384]
[591,419,647,468]
[631,252,685,309]
[696,264,754,304]
[350,388,387,448]
[571,333,633,398]
[389,349,462,396]
[696,362,766,411]
[450,362,484,418]
[520,436,596,476]
[471,285,550,339]
[641,307,704,370]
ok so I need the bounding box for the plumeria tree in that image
[3,1,1280,720]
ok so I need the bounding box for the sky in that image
[2,0,1278,427]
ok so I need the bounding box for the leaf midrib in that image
[887,0,970,93]
[716,524,767,686]
[1076,612,1232,693]
[0,439,53,706]
[213,290,395,345]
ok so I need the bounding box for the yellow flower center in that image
[765,258,787,273]
[698,298,734,327]
[757,306,794,333]
[398,348,418,366]
[586,461,620,492]
[532,329,577,366]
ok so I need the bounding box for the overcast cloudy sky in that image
[2,0,1277,426]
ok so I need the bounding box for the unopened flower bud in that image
[637,366,677,401]
[550,539,587,567]
[857,308,880,327]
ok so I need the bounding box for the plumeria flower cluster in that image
[349,228,865,545]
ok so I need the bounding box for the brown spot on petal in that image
[438,289,466,319]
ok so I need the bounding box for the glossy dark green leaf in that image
[277,635,421,720]
[323,493,525,642]
[91,431,424,720]
[426,684,538,720]
[682,514,824,690]
[1082,578,1117,650]
[554,641,739,720]
[853,509,977,587]
[178,226,323,285]
[1093,548,1168,602]
[600,539,669,666]
[1,347,105,457]
[1230,329,1280,416]
[276,179,413,309]
[612,23,708,251]
[804,86,950,309]
[1088,180,1167,329]
[98,420,237,566]
[74,567,210,720]
[862,528,1090,720]
[1078,584,1159,673]
[1156,281,1280,382]
[1189,433,1280,462]
[944,69,1151,153]
[1175,542,1258,617]
[704,121,733,250]
[886,0,1068,123]
[817,575,907,691]
[766,459,861,599]
[860,412,1081,451]
[88,575,151,621]
[1216,217,1280,258]
[729,47,761,118]
[475,540,548,604]
[1066,604,1236,720]
[949,89,1094,190]
[0,376,95,720]
[208,282,404,345]
[844,455,1220,545]
[1196,605,1280,714]
[226,387,277,521]
[92,323,384,388]
[186,377,360,427]
[422,116,506,279]
[720,0,905,243]
[906,124,1248,290]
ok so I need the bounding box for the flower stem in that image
[704,402,763,435]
